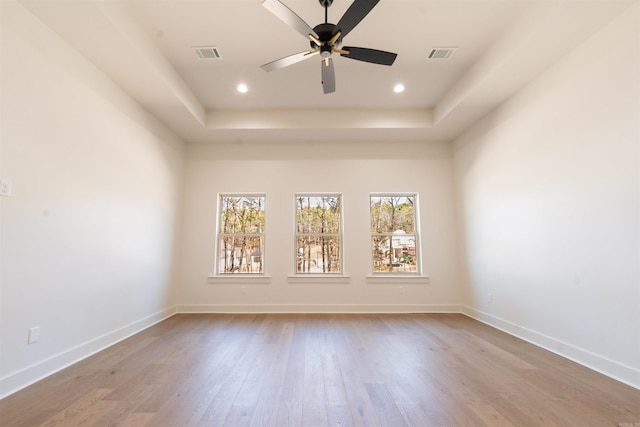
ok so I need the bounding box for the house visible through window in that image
[370,194,419,274]
[295,194,342,274]
[217,194,265,274]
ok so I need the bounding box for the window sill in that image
[365,275,430,284]
[208,275,271,284]
[287,275,351,284]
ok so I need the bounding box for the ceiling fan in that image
[261,0,398,94]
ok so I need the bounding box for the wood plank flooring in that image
[0,313,638,426]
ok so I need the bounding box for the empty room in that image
[1,0,638,426]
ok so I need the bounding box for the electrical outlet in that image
[28,327,40,344]
[0,180,12,197]
[241,286,247,294]
[488,292,493,303]
[399,286,405,294]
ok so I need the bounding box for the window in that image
[370,194,419,274]
[295,194,342,274]
[216,194,265,274]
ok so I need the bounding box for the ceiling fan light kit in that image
[261,0,398,94]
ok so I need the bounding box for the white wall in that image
[178,140,460,313]
[453,4,639,387]
[0,2,184,397]
[2,0,636,401]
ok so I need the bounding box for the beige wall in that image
[453,3,639,387]
[2,0,638,399]
[0,2,185,397]
[177,140,461,312]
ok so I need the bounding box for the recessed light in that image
[237,83,248,93]
[393,84,405,93]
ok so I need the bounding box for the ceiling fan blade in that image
[333,0,380,41]
[262,0,319,39]
[261,50,318,72]
[340,46,397,66]
[321,58,336,94]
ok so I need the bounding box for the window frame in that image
[293,193,344,275]
[369,192,421,276]
[214,193,267,276]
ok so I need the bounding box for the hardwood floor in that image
[0,313,638,426]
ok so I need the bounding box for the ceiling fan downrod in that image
[319,0,333,23]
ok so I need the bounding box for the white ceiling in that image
[20,0,634,143]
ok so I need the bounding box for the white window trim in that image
[369,192,422,276]
[365,275,429,284]
[293,193,345,276]
[208,274,271,284]
[214,193,267,277]
[287,274,351,284]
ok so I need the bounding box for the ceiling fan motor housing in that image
[319,0,334,7]
[311,23,341,48]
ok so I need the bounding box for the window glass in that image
[217,195,265,274]
[295,195,342,274]
[370,194,419,273]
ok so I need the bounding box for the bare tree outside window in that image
[370,194,419,273]
[217,195,265,274]
[295,194,342,274]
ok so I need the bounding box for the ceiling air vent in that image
[427,48,457,60]
[193,46,222,60]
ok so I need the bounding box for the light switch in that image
[28,327,40,344]
[0,180,12,197]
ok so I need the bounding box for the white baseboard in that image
[461,305,640,390]
[177,303,461,314]
[4,304,636,400]
[0,305,177,399]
